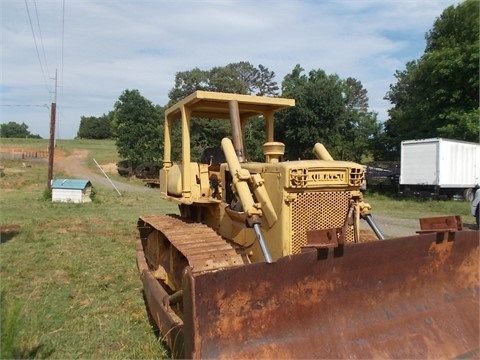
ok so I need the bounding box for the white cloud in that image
[1,0,457,139]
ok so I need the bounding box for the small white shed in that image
[51,179,92,203]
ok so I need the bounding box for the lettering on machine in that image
[310,172,345,182]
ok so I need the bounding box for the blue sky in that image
[1,0,458,139]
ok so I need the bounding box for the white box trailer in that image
[400,138,480,200]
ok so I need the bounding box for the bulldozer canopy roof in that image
[165,91,295,121]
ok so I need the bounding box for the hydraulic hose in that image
[363,214,386,240]
[253,223,273,263]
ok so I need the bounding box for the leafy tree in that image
[167,62,280,159]
[77,113,113,139]
[168,62,279,103]
[168,67,210,104]
[276,65,380,162]
[382,0,479,158]
[344,77,369,113]
[226,62,258,94]
[0,122,41,138]
[244,118,267,161]
[254,64,280,96]
[277,66,341,159]
[340,78,381,162]
[188,119,231,162]
[121,62,378,167]
[112,89,164,170]
[209,64,250,94]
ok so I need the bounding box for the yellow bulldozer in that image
[136,91,479,359]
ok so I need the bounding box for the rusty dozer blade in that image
[182,231,479,359]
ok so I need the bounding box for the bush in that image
[90,186,98,202]
[42,187,52,201]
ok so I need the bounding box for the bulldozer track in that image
[139,214,245,273]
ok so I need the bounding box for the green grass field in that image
[1,140,177,358]
[0,139,475,358]
[365,191,475,224]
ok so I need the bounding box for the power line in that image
[22,1,66,139]
[33,0,51,79]
[24,0,51,93]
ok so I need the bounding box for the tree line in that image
[109,63,380,170]
[0,122,41,139]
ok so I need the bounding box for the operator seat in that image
[200,147,226,165]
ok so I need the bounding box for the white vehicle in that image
[400,138,480,200]
[471,187,480,227]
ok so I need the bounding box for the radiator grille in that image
[350,167,364,186]
[291,191,353,254]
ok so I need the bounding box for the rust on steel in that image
[418,215,463,233]
[137,220,479,359]
[181,231,479,359]
[305,227,346,248]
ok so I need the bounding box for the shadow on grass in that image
[14,344,55,359]
[0,224,21,244]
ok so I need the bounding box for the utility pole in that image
[47,69,57,188]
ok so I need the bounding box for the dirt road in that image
[55,149,155,194]
[360,214,420,238]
